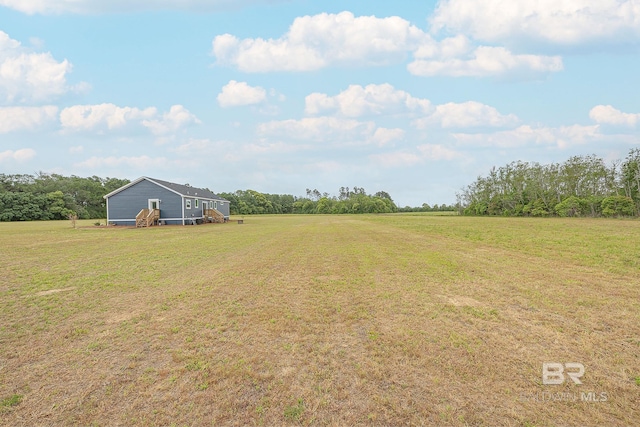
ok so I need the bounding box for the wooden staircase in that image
[136,208,160,227]
[203,208,225,223]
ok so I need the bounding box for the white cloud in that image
[212,11,428,72]
[142,104,201,135]
[0,105,58,132]
[0,0,287,14]
[589,105,640,126]
[414,101,519,129]
[60,103,156,132]
[305,83,431,117]
[212,11,565,78]
[59,103,199,135]
[408,46,563,78]
[217,80,267,107]
[0,148,36,162]
[69,145,83,153]
[430,0,640,47]
[0,31,76,103]
[451,124,601,148]
[257,117,377,143]
[371,128,405,146]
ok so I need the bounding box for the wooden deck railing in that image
[136,208,160,227]
[203,208,225,223]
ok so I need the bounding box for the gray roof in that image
[148,177,228,201]
[104,176,229,201]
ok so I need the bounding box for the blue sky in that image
[0,0,639,206]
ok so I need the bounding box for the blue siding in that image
[107,180,182,225]
[106,177,230,225]
[218,201,230,217]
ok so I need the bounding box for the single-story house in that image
[104,176,230,226]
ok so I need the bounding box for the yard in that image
[0,215,638,426]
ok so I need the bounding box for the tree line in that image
[0,173,129,221]
[7,149,639,221]
[0,175,403,220]
[457,149,640,217]
[218,187,398,215]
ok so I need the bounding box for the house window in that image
[195,199,199,208]
[186,199,192,209]
[209,201,214,209]
[214,201,218,209]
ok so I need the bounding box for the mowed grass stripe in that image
[0,216,638,426]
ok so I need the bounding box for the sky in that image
[0,0,639,206]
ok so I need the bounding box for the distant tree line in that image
[0,173,441,221]
[457,149,640,217]
[0,173,129,221]
[397,203,457,213]
[218,187,398,215]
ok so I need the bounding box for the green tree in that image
[601,195,635,217]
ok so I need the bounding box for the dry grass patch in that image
[0,216,638,426]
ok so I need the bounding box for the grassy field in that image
[0,215,638,426]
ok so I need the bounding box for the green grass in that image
[1,394,22,408]
[0,215,638,426]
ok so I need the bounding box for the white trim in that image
[182,196,185,225]
[106,197,109,223]
[148,198,160,210]
[109,217,186,223]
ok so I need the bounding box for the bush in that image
[555,196,587,217]
[601,195,636,217]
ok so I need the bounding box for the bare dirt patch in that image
[32,287,76,297]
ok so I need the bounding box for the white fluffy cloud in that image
[212,11,565,79]
[0,31,75,103]
[60,103,156,132]
[0,0,285,14]
[371,128,405,146]
[305,83,431,117]
[59,103,199,135]
[257,117,376,142]
[142,104,201,135]
[257,116,404,146]
[306,84,518,129]
[0,105,58,132]
[430,0,640,47]
[0,148,36,162]
[408,46,563,78]
[589,105,640,126]
[213,11,428,72]
[451,124,601,148]
[217,80,267,107]
[415,101,519,128]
